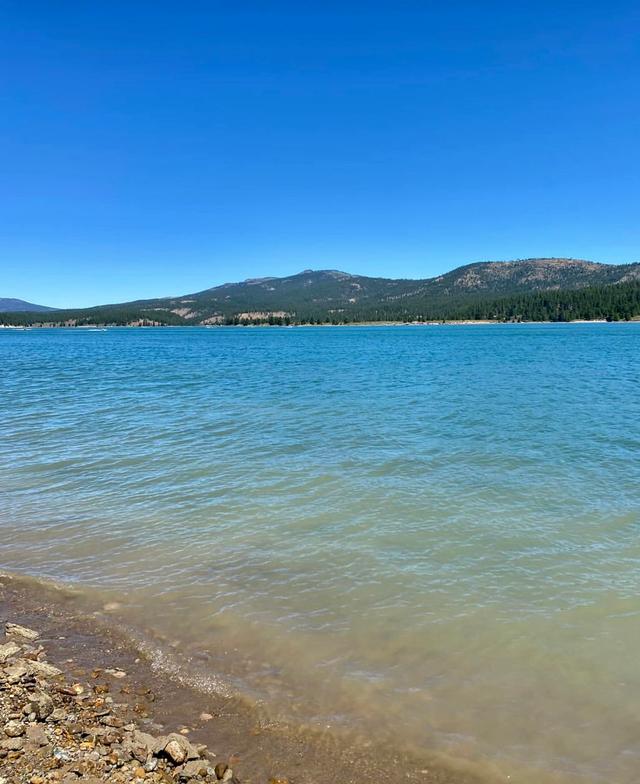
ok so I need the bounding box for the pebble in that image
[199,713,213,722]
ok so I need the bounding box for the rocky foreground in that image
[0,622,280,784]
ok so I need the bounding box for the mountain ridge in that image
[3,257,640,325]
[0,298,54,313]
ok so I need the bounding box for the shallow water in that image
[1,324,639,783]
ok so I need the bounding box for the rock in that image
[26,724,49,747]
[53,747,74,763]
[57,684,81,696]
[100,714,124,728]
[0,641,21,663]
[160,733,200,764]
[144,757,158,772]
[5,622,40,641]
[123,729,158,762]
[221,769,234,783]
[180,759,209,778]
[103,602,122,612]
[164,738,187,764]
[3,660,29,683]
[49,707,67,723]
[133,767,146,779]
[28,659,63,679]
[199,712,213,721]
[268,779,289,784]
[3,719,24,737]
[0,736,23,751]
[215,763,228,780]
[23,690,54,720]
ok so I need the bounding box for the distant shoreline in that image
[2,318,638,329]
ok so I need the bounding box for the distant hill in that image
[2,258,640,325]
[0,298,54,312]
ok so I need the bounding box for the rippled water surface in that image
[1,325,639,783]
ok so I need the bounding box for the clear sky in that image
[2,1,639,307]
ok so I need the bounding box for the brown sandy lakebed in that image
[0,573,496,784]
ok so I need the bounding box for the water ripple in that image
[1,324,640,783]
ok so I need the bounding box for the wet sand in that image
[0,572,492,784]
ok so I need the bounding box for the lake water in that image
[1,324,639,783]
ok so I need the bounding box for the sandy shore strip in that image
[0,573,497,784]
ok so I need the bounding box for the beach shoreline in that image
[4,319,639,329]
[0,571,493,784]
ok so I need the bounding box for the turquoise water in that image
[1,324,639,782]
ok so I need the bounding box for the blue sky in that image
[2,1,639,307]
